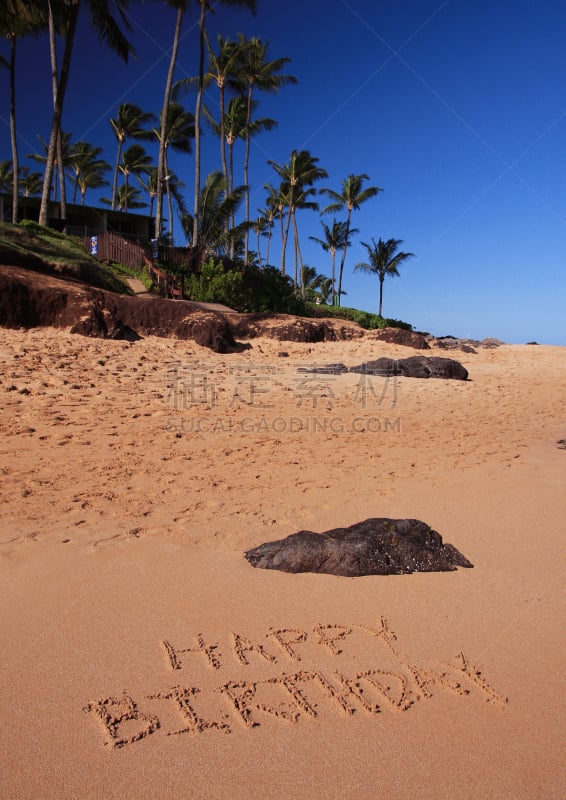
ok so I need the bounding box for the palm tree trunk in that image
[228,140,235,258]
[265,223,271,267]
[39,1,79,227]
[379,278,384,317]
[337,207,352,305]
[293,211,306,296]
[111,139,122,211]
[165,154,174,244]
[9,36,18,224]
[219,81,228,192]
[243,81,254,265]
[280,189,293,277]
[331,250,336,305]
[219,80,230,243]
[192,0,207,248]
[49,4,66,225]
[156,5,183,240]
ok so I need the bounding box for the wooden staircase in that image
[86,230,189,299]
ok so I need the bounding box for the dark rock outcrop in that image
[428,335,505,351]
[367,327,430,349]
[300,356,469,381]
[397,355,468,380]
[245,518,473,577]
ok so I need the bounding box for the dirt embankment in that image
[0,264,366,352]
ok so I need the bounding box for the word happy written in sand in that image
[83,617,507,749]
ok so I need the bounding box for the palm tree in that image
[191,0,257,251]
[313,275,333,304]
[154,102,194,242]
[255,205,276,266]
[300,265,320,301]
[0,161,14,194]
[213,94,246,201]
[268,149,328,278]
[204,96,275,252]
[1,1,46,222]
[309,219,351,306]
[118,144,152,212]
[101,183,147,212]
[250,214,269,265]
[39,0,134,226]
[181,170,247,261]
[68,141,110,203]
[264,181,287,267]
[28,131,74,203]
[321,173,383,304]
[354,237,415,317]
[290,185,319,294]
[47,0,69,224]
[164,171,188,243]
[203,33,240,190]
[155,0,190,240]
[19,167,43,197]
[136,166,158,216]
[76,162,109,205]
[110,102,156,211]
[234,35,297,262]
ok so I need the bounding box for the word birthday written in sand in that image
[84,617,507,749]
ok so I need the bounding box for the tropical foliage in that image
[0,2,416,320]
[354,238,415,317]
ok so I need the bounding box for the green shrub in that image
[186,258,306,314]
[186,258,244,306]
[304,302,413,331]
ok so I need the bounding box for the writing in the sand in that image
[83,617,507,749]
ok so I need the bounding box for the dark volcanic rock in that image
[245,518,473,577]
[348,356,469,380]
[347,357,398,376]
[398,355,468,380]
[368,327,430,349]
[299,356,468,380]
[431,337,477,354]
[297,362,348,375]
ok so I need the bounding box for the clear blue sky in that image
[2,0,566,344]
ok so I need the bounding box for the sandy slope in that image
[0,327,564,800]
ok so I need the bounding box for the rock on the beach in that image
[368,327,430,349]
[245,518,474,577]
[348,356,469,380]
[301,356,469,381]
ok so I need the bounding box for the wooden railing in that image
[84,230,187,299]
[85,230,148,272]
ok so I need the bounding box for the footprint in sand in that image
[92,527,144,548]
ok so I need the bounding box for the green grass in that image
[0,220,133,294]
[108,259,153,291]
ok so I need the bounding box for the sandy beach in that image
[1,326,564,799]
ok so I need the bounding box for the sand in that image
[0,326,564,800]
